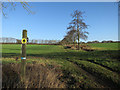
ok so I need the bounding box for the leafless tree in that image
[67,10,89,50]
[16,39,21,44]
[35,40,38,44]
[6,37,8,43]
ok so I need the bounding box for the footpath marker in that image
[21,30,27,82]
[21,38,27,44]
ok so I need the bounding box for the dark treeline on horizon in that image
[0,37,119,44]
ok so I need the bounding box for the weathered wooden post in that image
[21,30,27,82]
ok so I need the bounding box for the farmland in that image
[2,43,120,88]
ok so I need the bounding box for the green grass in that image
[71,60,120,87]
[2,43,120,88]
[89,43,119,50]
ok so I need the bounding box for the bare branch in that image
[2,2,34,17]
[65,10,89,49]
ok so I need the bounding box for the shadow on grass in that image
[2,50,120,61]
[28,50,120,61]
[59,70,77,88]
[2,53,20,58]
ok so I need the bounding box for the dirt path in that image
[66,59,117,88]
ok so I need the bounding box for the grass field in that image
[1,43,120,88]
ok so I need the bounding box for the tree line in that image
[0,37,60,44]
[0,37,119,45]
[87,40,120,43]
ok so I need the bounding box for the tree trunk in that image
[77,15,80,50]
[74,37,75,48]
[78,31,80,50]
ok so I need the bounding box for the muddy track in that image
[66,59,118,88]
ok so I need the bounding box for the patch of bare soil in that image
[2,63,66,88]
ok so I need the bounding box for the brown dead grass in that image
[2,63,66,88]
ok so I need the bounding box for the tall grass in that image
[2,63,65,88]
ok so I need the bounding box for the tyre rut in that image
[66,59,117,88]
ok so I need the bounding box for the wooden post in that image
[21,30,27,82]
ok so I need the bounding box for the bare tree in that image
[0,38,2,43]
[67,27,77,46]
[67,10,89,50]
[45,40,48,44]
[41,40,44,44]
[60,28,77,46]
[30,40,34,43]
[35,40,38,44]
[6,37,8,43]
[1,1,34,17]
[60,35,70,45]
[2,38,5,43]
[38,40,41,44]
[16,39,21,44]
